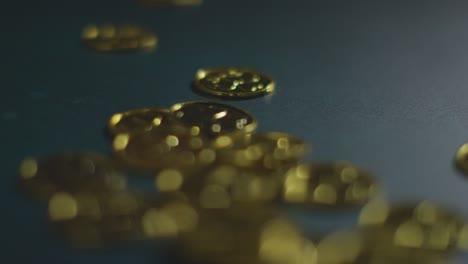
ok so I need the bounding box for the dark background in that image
[2,0,468,262]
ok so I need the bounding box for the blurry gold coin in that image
[51,191,195,246]
[107,108,173,136]
[317,230,363,264]
[282,162,378,207]
[215,132,308,170]
[18,153,126,201]
[49,192,78,222]
[455,143,468,174]
[113,129,213,170]
[181,164,283,207]
[81,24,157,52]
[170,101,257,138]
[193,68,275,99]
[359,200,466,252]
[180,207,312,264]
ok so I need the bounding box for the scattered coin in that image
[193,68,275,99]
[18,94,465,264]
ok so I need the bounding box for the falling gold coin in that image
[282,162,379,207]
[193,68,275,99]
[81,24,157,52]
[170,101,257,138]
[107,108,173,136]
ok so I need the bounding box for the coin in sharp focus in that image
[135,0,203,7]
[81,24,157,52]
[193,68,275,99]
[113,127,215,170]
[18,153,127,201]
[170,101,257,138]
[214,132,308,170]
[107,108,174,136]
[359,199,468,252]
[282,162,379,207]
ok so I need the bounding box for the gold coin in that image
[50,191,196,247]
[113,128,214,170]
[455,143,468,174]
[107,108,173,136]
[180,164,283,207]
[170,101,257,138]
[316,229,450,264]
[18,153,126,201]
[214,132,308,170]
[359,200,466,252]
[282,162,379,207]
[135,0,203,7]
[317,230,364,264]
[180,206,316,264]
[49,190,143,247]
[193,68,275,99]
[81,24,157,52]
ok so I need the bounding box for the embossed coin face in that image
[282,162,379,207]
[107,108,173,136]
[193,68,274,99]
[170,101,257,138]
[81,24,157,52]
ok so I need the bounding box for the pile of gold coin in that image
[17,1,468,263]
[18,99,467,263]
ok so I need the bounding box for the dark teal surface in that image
[2,0,468,262]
